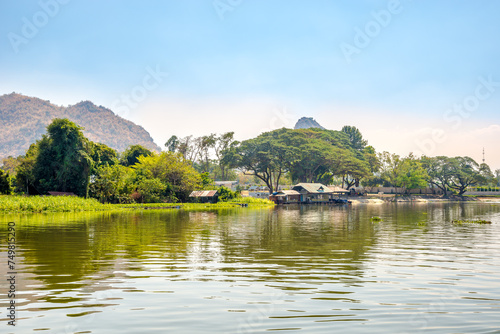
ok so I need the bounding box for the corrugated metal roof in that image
[275,190,300,196]
[189,190,218,197]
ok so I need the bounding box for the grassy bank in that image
[0,195,274,213]
[116,197,275,211]
[0,195,111,213]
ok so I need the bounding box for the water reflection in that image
[1,203,500,333]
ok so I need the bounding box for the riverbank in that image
[0,195,275,213]
[349,194,500,204]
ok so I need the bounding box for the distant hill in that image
[294,117,325,130]
[0,93,161,158]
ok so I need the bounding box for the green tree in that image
[378,151,403,187]
[33,118,93,197]
[200,172,215,189]
[378,153,428,194]
[360,146,381,187]
[447,157,484,196]
[1,156,21,176]
[421,156,453,196]
[227,130,294,194]
[0,169,12,194]
[90,142,118,169]
[341,125,367,151]
[15,143,39,194]
[165,135,179,152]
[396,154,428,194]
[120,145,153,167]
[199,134,216,173]
[226,127,372,191]
[214,132,238,180]
[133,152,201,202]
[332,152,370,189]
[89,164,136,203]
[479,163,495,186]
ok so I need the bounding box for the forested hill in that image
[0,93,161,158]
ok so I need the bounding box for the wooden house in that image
[292,183,349,203]
[189,190,219,203]
[292,183,332,203]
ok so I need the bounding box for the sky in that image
[1,0,500,169]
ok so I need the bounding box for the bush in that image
[136,178,168,203]
[217,186,240,201]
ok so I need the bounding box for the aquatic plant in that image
[451,219,492,224]
[0,195,109,213]
[0,195,275,213]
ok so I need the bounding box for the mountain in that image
[0,93,161,158]
[294,117,325,130]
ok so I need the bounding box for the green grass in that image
[227,197,275,205]
[117,197,275,211]
[0,195,110,213]
[0,195,274,213]
[370,216,382,222]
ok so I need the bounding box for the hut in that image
[189,190,219,203]
[269,190,301,204]
[327,186,350,203]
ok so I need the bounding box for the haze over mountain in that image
[0,93,161,159]
[294,117,325,130]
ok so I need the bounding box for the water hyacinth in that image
[0,195,274,213]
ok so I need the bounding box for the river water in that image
[1,202,500,333]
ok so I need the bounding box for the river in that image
[1,202,500,333]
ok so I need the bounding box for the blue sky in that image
[1,0,500,168]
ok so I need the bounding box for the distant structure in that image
[483,147,485,163]
[294,117,325,130]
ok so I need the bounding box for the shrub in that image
[217,186,240,202]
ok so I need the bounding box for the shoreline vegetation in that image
[1,194,498,213]
[1,119,499,212]
[0,195,274,213]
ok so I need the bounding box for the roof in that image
[274,190,300,196]
[189,190,218,197]
[292,183,334,194]
[328,186,350,193]
[215,181,237,186]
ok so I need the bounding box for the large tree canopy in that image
[447,156,484,195]
[225,127,370,192]
[421,156,485,196]
[31,118,93,197]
